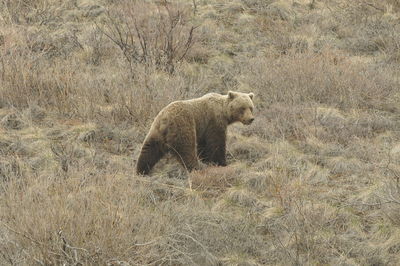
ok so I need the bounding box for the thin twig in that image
[1,222,43,247]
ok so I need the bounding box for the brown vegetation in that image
[0,0,400,265]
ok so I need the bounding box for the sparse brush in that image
[190,166,240,197]
[1,0,400,264]
[98,0,197,75]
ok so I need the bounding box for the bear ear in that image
[248,93,254,100]
[228,91,237,100]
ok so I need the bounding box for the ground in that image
[0,0,400,265]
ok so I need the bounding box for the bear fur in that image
[136,91,255,175]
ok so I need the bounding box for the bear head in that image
[227,91,255,125]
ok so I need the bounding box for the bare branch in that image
[98,1,196,75]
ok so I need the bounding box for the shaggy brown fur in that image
[136,91,255,175]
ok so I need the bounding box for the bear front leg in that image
[204,128,227,166]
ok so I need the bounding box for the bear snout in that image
[244,118,254,125]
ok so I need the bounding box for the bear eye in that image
[250,107,253,112]
[240,107,246,113]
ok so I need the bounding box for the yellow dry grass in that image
[0,0,400,265]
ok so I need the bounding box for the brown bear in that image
[136,91,255,175]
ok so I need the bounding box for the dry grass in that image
[1,0,400,265]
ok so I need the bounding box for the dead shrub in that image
[242,50,396,110]
[315,109,398,145]
[50,142,89,173]
[0,0,65,25]
[238,104,312,141]
[98,0,197,75]
[82,27,112,66]
[26,27,83,58]
[347,17,400,58]
[0,47,78,113]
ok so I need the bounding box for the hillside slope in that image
[0,0,400,265]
